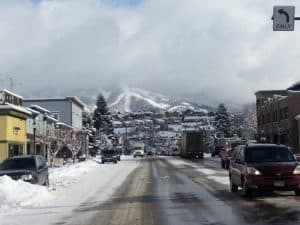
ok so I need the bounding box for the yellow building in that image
[0,90,31,162]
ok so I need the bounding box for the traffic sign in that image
[273,6,295,31]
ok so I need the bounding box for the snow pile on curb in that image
[50,160,98,189]
[0,176,51,210]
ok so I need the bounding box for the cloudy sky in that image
[0,0,299,105]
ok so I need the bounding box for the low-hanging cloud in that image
[0,0,299,106]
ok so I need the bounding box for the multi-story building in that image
[255,84,300,152]
[26,105,57,161]
[0,90,31,162]
[23,97,85,130]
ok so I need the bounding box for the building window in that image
[279,109,283,120]
[267,113,271,123]
[284,107,288,119]
[8,144,23,157]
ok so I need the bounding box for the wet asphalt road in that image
[60,157,300,225]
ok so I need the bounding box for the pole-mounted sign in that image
[273,6,300,31]
[273,6,295,31]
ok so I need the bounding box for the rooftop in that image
[0,103,31,116]
[24,96,86,109]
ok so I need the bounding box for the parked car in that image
[115,148,121,161]
[0,155,49,186]
[76,150,87,162]
[101,149,118,164]
[229,144,300,197]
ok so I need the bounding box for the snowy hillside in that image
[25,86,211,113]
[107,88,209,113]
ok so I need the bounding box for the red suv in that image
[229,144,300,197]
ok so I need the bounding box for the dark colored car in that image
[101,149,118,164]
[229,144,300,197]
[0,155,49,186]
[211,147,222,157]
[147,151,153,156]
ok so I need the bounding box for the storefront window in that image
[8,144,23,157]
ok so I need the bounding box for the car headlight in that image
[247,167,262,176]
[21,174,32,181]
[293,165,300,175]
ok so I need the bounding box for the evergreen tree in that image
[82,111,92,129]
[93,94,112,136]
[215,103,232,137]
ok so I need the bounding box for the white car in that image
[133,148,145,157]
[132,142,145,158]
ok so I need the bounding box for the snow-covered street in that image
[0,156,140,225]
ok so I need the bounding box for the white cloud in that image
[0,0,299,106]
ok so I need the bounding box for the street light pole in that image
[125,125,128,153]
[33,119,36,155]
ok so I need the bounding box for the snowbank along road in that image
[3,156,300,225]
[0,156,139,225]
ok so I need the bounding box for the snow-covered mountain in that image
[23,86,211,113]
[106,88,209,113]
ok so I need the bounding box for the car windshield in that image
[245,146,295,163]
[0,158,36,171]
[102,150,115,155]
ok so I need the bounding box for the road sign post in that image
[273,6,295,31]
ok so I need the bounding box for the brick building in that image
[255,83,300,152]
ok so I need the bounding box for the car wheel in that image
[221,160,225,169]
[295,190,300,196]
[102,161,105,164]
[230,176,238,192]
[242,179,252,198]
[44,176,49,187]
[114,160,117,164]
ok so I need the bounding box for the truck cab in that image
[133,142,145,158]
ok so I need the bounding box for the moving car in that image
[133,142,145,158]
[147,150,153,156]
[0,155,49,186]
[101,149,118,164]
[169,145,180,156]
[229,144,300,197]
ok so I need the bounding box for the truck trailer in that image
[180,131,204,159]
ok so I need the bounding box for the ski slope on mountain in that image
[109,88,170,112]
[108,88,208,113]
